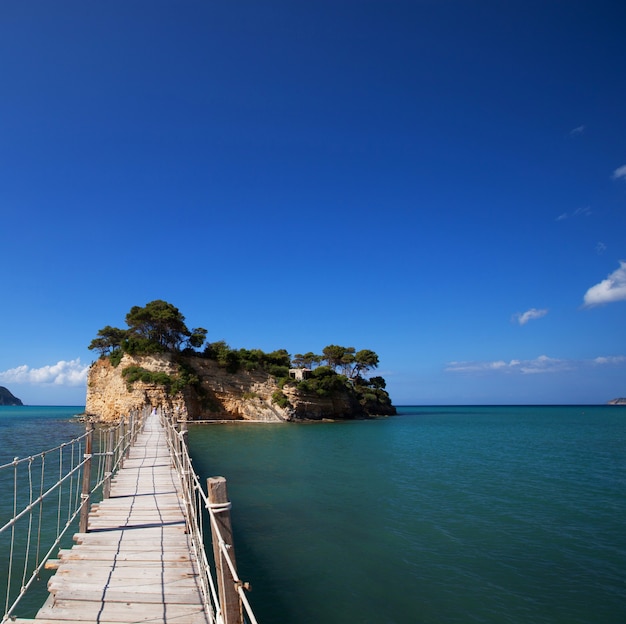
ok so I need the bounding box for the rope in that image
[21,458,34,592]
[208,501,232,512]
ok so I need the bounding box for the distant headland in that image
[85,300,396,422]
[608,398,626,405]
[0,386,23,406]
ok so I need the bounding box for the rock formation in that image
[0,386,23,406]
[608,398,626,405]
[85,354,395,423]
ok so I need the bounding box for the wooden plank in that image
[70,531,190,550]
[61,545,193,555]
[48,582,204,604]
[53,560,200,572]
[54,565,200,579]
[58,549,193,562]
[35,599,210,623]
[44,559,60,570]
[13,618,146,624]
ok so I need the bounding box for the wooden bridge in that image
[1,409,257,624]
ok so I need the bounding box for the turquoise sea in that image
[188,405,626,624]
[2,405,626,623]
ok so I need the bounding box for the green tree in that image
[125,300,191,352]
[88,326,128,357]
[187,327,207,350]
[204,341,240,373]
[292,353,305,368]
[352,349,380,379]
[367,375,386,390]
[266,349,291,368]
[340,349,356,376]
[292,352,322,369]
[322,345,354,372]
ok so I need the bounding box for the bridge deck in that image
[18,413,210,624]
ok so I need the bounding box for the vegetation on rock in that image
[89,300,395,418]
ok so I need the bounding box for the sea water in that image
[2,405,626,623]
[187,406,626,624]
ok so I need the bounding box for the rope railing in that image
[0,410,145,624]
[160,410,259,624]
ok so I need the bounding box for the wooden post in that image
[179,427,194,533]
[119,416,126,466]
[129,411,135,445]
[79,423,94,533]
[103,428,114,499]
[125,413,133,459]
[208,477,242,624]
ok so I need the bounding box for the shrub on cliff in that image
[271,390,292,409]
[121,366,173,392]
[296,366,349,397]
[203,342,291,377]
[121,362,200,395]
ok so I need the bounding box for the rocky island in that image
[86,300,395,423]
[0,386,23,406]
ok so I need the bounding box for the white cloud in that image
[583,261,626,307]
[593,356,626,365]
[569,125,585,136]
[0,359,89,387]
[518,355,567,374]
[446,354,625,375]
[555,206,592,221]
[445,358,532,374]
[612,165,626,181]
[513,308,548,325]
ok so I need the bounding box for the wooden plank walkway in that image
[16,412,211,624]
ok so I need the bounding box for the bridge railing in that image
[160,410,259,624]
[0,410,145,624]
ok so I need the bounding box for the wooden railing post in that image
[103,428,114,499]
[178,423,194,532]
[125,414,132,459]
[79,423,94,533]
[129,411,135,445]
[208,477,242,624]
[119,416,126,466]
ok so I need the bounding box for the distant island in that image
[608,398,626,405]
[0,386,23,406]
[86,300,396,422]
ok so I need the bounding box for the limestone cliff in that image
[86,354,187,422]
[86,354,290,422]
[85,354,395,423]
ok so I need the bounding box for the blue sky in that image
[1,0,625,406]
